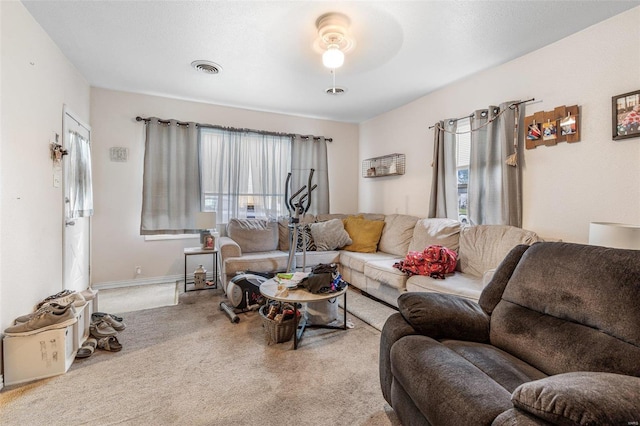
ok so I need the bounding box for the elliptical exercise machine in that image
[218,169,316,323]
[284,169,317,273]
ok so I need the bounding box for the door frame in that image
[62,105,92,291]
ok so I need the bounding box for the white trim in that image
[93,275,183,290]
[144,234,199,241]
[0,374,3,391]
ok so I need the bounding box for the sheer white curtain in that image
[291,135,329,215]
[468,101,523,226]
[140,118,200,234]
[428,120,458,219]
[200,128,291,222]
[67,131,93,218]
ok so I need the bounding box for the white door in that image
[62,107,92,292]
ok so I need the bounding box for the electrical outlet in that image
[135,266,142,275]
[53,175,61,188]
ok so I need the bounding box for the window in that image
[456,118,470,225]
[199,128,291,223]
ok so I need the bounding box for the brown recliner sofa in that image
[380,242,640,425]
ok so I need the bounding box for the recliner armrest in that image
[511,372,640,425]
[397,292,490,342]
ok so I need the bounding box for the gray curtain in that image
[468,102,523,226]
[428,120,458,219]
[200,128,291,222]
[67,131,93,218]
[140,118,201,235]
[291,135,329,215]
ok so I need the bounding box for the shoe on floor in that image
[37,291,86,309]
[14,302,69,324]
[100,315,126,331]
[97,336,122,352]
[76,337,98,358]
[90,320,117,338]
[92,312,124,323]
[4,304,77,336]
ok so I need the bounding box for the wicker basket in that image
[259,305,296,344]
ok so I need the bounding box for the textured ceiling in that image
[22,1,639,123]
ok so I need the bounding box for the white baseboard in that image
[93,275,183,290]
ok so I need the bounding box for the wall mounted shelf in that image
[362,153,405,178]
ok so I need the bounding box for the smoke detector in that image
[191,60,222,74]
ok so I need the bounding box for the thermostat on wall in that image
[109,147,129,162]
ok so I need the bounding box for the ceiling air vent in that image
[325,87,347,95]
[191,60,222,75]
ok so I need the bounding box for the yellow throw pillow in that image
[342,216,386,253]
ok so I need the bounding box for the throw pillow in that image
[342,216,385,253]
[296,224,316,251]
[227,218,278,253]
[310,219,352,251]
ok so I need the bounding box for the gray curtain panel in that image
[291,135,329,215]
[428,120,458,219]
[67,130,94,218]
[469,102,523,227]
[140,118,201,235]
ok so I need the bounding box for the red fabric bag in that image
[393,245,457,279]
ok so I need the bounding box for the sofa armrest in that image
[479,244,530,315]
[219,236,242,260]
[379,312,420,404]
[397,292,490,342]
[511,372,640,425]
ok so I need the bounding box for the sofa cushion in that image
[340,251,397,274]
[310,219,352,251]
[406,273,484,302]
[227,218,279,253]
[511,372,640,426]
[458,225,539,277]
[294,250,340,267]
[342,215,385,253]
[408,218,460,253]
[378,214,420,256]
[364,258,407,290]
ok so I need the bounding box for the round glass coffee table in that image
[259,279,348,349]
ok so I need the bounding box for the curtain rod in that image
[428,98,536,129]
[135,116,332,142]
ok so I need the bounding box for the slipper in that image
[97,336,122,352]
[100,315,126,331]
[90,320,117,338]
[76,338,97,358]
[92,312,124,323]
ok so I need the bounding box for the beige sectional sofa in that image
[219,213,541,308]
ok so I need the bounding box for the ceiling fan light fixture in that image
[322,44,344,69]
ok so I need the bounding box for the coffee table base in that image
[293,291,347,349]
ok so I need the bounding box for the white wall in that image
[359,7,640,243]
[0,2,90,334]
[90,88,359,284]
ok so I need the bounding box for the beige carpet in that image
[0,289,401,426]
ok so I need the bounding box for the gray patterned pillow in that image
[310,219,352,251]
[296,224,316,251]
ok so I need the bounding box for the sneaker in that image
[90,320,117,338]
[4,304,77,336]
[80,288,98,301]
[37,291,86,309]
[92,312,124,323]
[14,302,69,324]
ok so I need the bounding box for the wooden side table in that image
[183,247,219,292]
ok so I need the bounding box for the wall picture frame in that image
[612,90,640,140]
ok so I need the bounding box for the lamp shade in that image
[195,212,216,230]
[322,45,344,68]
[588,222,640,250]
